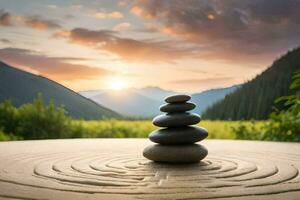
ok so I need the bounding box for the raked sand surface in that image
[0,139,300,200]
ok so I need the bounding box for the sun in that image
[109,77,127,90]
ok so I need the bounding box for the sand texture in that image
[0,139,300,200]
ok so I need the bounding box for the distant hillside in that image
[89,90,162,117]
[79,87,175,117]
[135,87,176,101]
[80,86,238,117]
[191,85,240,114]
[79,90,104,99]
[203,47,300,120]
[79,87,176,102]
[0,61,120,119]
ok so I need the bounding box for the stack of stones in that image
[143,94,208,163]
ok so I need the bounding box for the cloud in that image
[94,11,124,19]
[130,0,300,63]
[0,9,60,30]
[0,9,13,26]
[70,4,83,10]
[46,5,58,9]
[130,6,144,17]
[0,47,110,81]
[169,77,234,85]
[118,1,128,7]
[54,28,191,62]
[0,39,11,44]
[113,22,131,30]
[168,77,236,91]
[23,16,61,30]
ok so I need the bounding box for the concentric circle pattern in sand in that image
[0,139,300,199]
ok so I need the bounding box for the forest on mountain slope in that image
[203,47,300,120]
[0,61,120,119]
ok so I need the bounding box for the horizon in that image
[1,59,241,94]
[1,0,300,92]
[78,83,241,94]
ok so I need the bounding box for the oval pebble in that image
[149,126,208,144]
[160,102,196,113]
[143,144,208,163]
[165,94,191,103]
[153,113,201,127]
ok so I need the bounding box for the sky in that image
[0,0,300,92]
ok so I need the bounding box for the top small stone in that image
[165,94,191,103]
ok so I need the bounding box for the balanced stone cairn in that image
[143,94,208,163]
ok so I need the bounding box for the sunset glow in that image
[0,0,299,93]
[109,77,128,90]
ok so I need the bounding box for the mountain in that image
[90,89,162,117]
[203,47,300,120]
[79,87,176,117]
[0,61,120,119]
[191,85,240,114]
[80,86,238,117]
[79,87,175,102]
[135,87,176,101]
[79,90,103,99]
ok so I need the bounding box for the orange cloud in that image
[0,48,110,81]
[130,6,143,16]
[130,0,300,64]
[23,16,61,30]
[0,9,60,30]
[113,22,131,30]
[0,9,13,26]
[130,5,152,19]
[54,28,191,62]
[94,11,124,19]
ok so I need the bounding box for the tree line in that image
[203,47,300,120]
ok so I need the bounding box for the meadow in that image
[0,80,298,142]
[0,119,265,141]
[35,120,266,140]
[0,98,263,141]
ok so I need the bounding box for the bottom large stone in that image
[143,144,208,163]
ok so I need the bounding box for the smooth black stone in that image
[160,102,196,113]
[149,126,208,144]
[153,113,201,127]
[143,144,208,163]
[165,94,191,103]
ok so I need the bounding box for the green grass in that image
[0,97,265,140]
[0,91,297,141]
[69,120,266,139]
